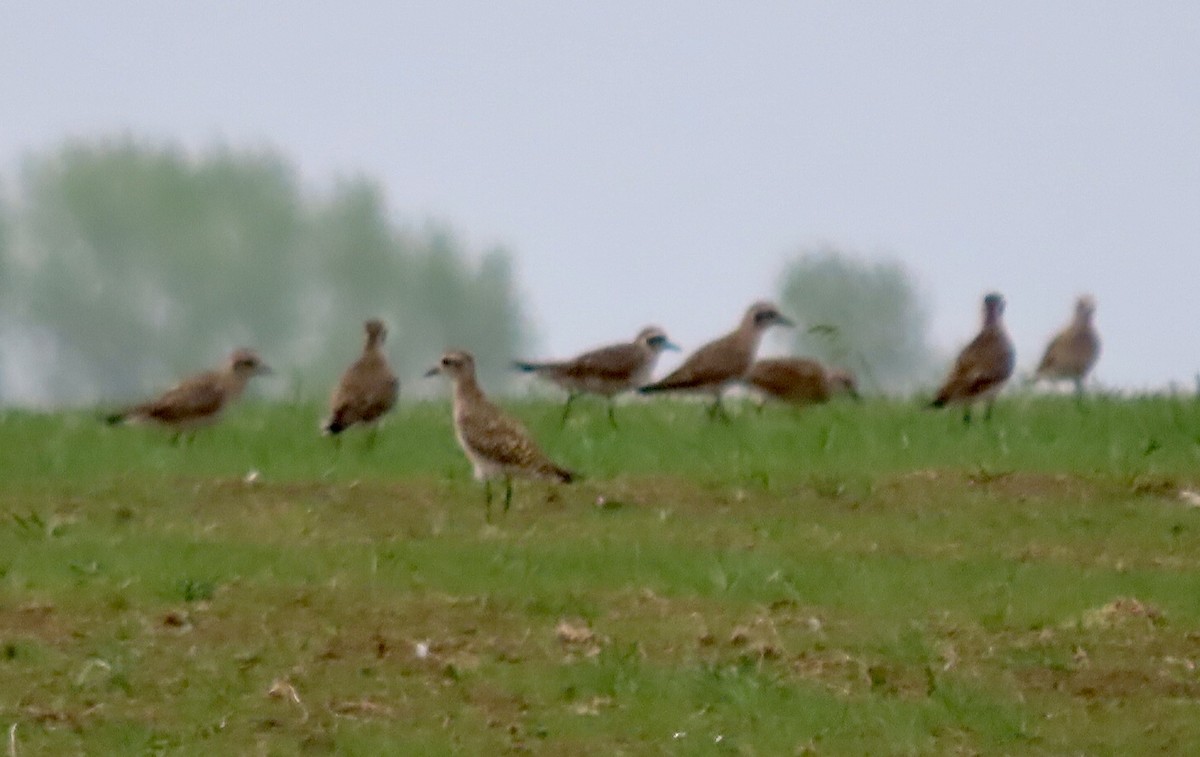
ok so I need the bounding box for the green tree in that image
[778,247,937,394]
[1,138,532,404]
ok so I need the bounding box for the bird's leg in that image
[709,395,732,423]
[561,393,578,425]
[1073,378,1085,408]
[983,401,995,422]
[962,407,972,426]
[607,399,618,429]
[169,432,182,447]
[367,425,380,450]
[483,481,493,523]
[503,477,513,513]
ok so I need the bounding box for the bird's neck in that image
[221,370,252,399]
[452,374,487,411]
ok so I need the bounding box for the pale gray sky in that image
[2,2,1197,388]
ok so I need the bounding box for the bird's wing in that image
[1036,330,1069,373]
[937,331,1014,401]
[747,359,824,400]
[460,401,565,477]
[330,356,399,426]
[134,372,225,423]
[644,334,746,391]
[568,343,643,380]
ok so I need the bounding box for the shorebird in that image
[513,326,679,426]
[426,349,576,520]
[745,357,860,408]
[638,301,793,420]
[322,319,400,442]
[929,292,1015,424]
[1033,296,1100,398]
[105,348,271,442]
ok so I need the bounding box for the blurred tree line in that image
[0,139,531,404]
[777,247,939,394]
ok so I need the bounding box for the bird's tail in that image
[551,465,578,484]
[637,382,668,395]
[927,396,947,409]
[104,411,127,426]
[321,416,347,436]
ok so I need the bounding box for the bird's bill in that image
[256,364,275,376]
[663,341,682,352]
[775,315,796,328]
[423,366,442,378]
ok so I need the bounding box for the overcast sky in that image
[2,2,1197,389]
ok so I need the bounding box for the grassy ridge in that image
[1,396,1199,753]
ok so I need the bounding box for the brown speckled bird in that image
[639,301,793,420]
[105,348,271,442]
[745,357,860,407]
[513,326,679,426]
[426,349,575,519]
[929,292,1015,424]
[1034,296,1100,397]
[322,319,399,441]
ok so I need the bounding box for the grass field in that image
[2,395,1200,754]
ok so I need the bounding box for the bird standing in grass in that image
[513,325,679,426]
[638,301,794,420]
[745,357,860,408]
[105,348,271,443]
[929,292,1015,424]
[426,349,575,520]
[322,319,399,442]
[1033,295,1100,399]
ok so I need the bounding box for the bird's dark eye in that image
[755,310,776,324]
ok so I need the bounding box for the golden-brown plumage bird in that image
[322,319,399,439]
[745,357,860,407]
[1034,296,1100,397]
[513,326,679,426]
[426,349,575,519]
[639,301,793,419]
[105,348,271,442]
[929,292,1015,424]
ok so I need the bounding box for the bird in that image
[929,292,1015,424]
[638,301,794,420]
[322,318,400,442]
[513,326,680,426]
[745,357,860,408]
[1033,295,1100,398]
[426,349,575,520]
[104,348,271,442]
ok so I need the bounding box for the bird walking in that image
[745,357,860,408]
[322,319,400,443]
[1033,295,1100,399]
[929,292,1015,424]
[426,350,575,520]
[638,301,794,420]
[513,326,679,426]
[105,348,271,443]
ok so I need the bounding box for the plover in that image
[745,357,860,407]
[514,325,679,426]
[105,348,271,442]
[929,292,1015,424]
[426,349,575,519]
[322,319,399,441]
[639,301,793,420]
[1034,295,1100,397]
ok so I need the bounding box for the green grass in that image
[2,395,1200,753]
